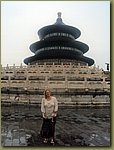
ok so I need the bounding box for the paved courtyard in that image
[1,105,110,147]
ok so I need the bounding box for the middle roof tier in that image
[30,39,89,54]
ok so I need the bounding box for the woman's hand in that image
[43,113,47,119]
[52,112,57,117]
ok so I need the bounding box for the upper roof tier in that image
[38,12,81,40]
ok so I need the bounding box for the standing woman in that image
[40,89,58,144]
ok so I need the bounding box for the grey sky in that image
[1,1,110,70]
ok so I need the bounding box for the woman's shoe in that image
[43,138,48,143]
[50,139,55,144]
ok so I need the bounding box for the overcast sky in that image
[1,1,110,70]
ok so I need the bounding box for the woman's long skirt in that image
[40,117,56,139]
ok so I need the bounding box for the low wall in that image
[1,93,110,107]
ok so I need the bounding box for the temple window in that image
[44,32,75,40]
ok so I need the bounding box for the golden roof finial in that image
[57,12,62,18]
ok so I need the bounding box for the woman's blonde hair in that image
[44,89,51,99]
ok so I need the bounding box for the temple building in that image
[24,12,94,66]
[1,13,110,106]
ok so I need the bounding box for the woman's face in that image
[45,90,51,97]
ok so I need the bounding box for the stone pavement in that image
[1,106,110,147]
